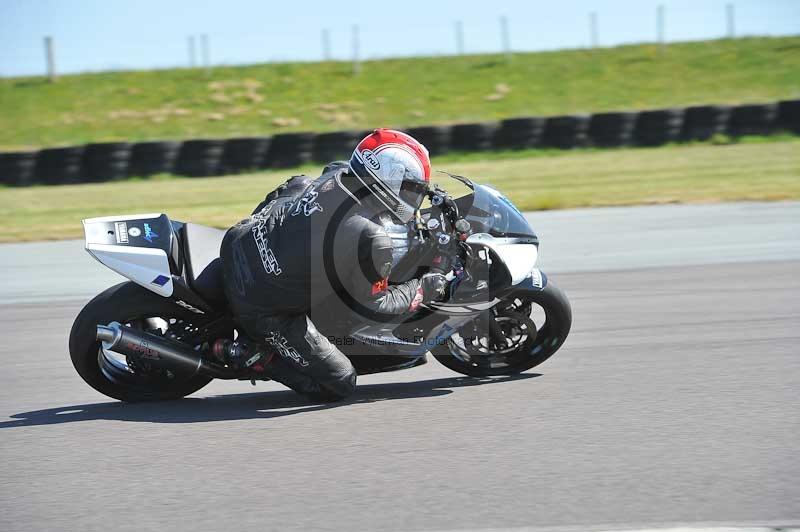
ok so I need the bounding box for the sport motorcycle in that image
[69,174,572,401]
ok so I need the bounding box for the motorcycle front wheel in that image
[432,280,572,376]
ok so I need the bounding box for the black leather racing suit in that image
[220,162,427,400]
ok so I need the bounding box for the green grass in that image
[1,138,797,243]
[1,37,799,150]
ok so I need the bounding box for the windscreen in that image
[463,184,537,240]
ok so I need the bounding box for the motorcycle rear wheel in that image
[69,282,219,402]
[432,280,572,376]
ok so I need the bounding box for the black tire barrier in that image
[221,137,272,173]
[175,139,225,177]
[264,132,315,168]
[82,142,132,182]
[493,117,546,150]
[727,103,778,137]
[406,125,452,156]
[35,145,85,184]
[0,151,38,186]
[587,112,638,147]
[312,130,361,163]
[130,141,182,177]
[680,105,732,141]
[3,99,798,187]
[450,122,499,152]
[777,99,800,134]
[541,115,590,149]
[634,108,684,146]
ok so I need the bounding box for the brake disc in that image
[458,311,536,358]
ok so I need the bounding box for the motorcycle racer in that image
[219,129,449,401]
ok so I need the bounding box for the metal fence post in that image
[322,28,331,61]
[455,20,464,55]
[44,36,56,82]
[500,16,511,61]
[188,36,196,68]
[726,3,736,38]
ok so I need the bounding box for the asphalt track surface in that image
[1,202,799,532]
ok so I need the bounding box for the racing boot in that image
[211,339,274,373]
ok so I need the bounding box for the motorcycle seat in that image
[182,223,227,305]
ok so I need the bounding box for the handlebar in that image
[420,187,473,277]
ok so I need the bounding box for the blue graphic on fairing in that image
[151,275,169,286]
[410,323,455,357]
[143,223,158,243]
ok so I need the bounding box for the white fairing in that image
[465,233,538,285]
[85,243,173,297]
[82,212,162,225]
[82,214,173,297]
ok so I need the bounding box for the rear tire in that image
[69,282,214,402]
[432,280,572,376]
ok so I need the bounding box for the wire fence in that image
[2,2,793,79]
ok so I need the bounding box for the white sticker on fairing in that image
[114,222,129,244]
[530,268,543,289]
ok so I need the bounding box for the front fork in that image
[478,310,510,350]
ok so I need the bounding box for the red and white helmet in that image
[349,128,431,223]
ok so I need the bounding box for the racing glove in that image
[420,272,449,303]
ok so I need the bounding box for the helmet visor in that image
[399,178,428,212]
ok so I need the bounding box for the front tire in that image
[69,282,215,402]
[432,280,572,376]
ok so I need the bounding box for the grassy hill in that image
[1,36,798,150]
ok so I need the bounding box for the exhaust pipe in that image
[96,322,237,379]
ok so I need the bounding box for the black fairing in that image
[168,276,217,315]
[142,214,182,274]
[179,223,228,306]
